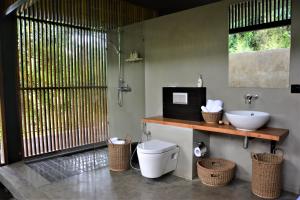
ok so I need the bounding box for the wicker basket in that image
[251,152,283,199]
[108,139,131,171]
[202,111,223,124]
[197,158,236,186]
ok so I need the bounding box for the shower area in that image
[0,0,154,177]
[107,21,146,142]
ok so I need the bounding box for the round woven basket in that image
[197,158,236,187]
[108,140,131,171]
[202,111,222,124]
[251,152,283,199]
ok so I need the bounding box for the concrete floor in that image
[0,151,297,200]
[0,182,14,200]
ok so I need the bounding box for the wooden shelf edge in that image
[143,116,289,142]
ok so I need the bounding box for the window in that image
[16,0,154,158]
[229,26,291,54]
[17,18,109,157]
[228,0,291,88]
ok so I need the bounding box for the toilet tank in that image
[163,87,206,122]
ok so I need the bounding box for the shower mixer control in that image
[118,80,132,92]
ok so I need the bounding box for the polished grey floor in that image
[0,150,297,200]
[0,182,14,200]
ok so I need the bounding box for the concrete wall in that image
[107,23,145,142]
[143,0,300,193]
[229,48,290,88]
[148,124,194,180]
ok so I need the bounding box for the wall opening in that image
[16,0,155,158]
[228,0,291,88]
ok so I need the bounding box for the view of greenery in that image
[17,20,108,157]
[229,26,291,54]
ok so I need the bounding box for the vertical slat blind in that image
[229,0,291,33]
[17,0,155,158]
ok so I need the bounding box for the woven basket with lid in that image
[108,139,131,171]
[251,152,284,199]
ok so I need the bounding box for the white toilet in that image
[137,139,180,178]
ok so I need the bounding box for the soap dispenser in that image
[197,74,203,87]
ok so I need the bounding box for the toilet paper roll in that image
[194,147,202,158]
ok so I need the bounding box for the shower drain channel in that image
[27,149,108,182]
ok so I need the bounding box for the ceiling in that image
[125,0,221,16]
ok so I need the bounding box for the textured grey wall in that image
[107,23,145,142]
[148,124,195,180]
[229,48,290,88]
[144,0,300,193]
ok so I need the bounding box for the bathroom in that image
[108,0,300,197]
[0,0,299,199]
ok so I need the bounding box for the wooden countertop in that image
[143,116,289,142]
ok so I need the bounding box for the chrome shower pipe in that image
[117,27,123,107]
[108,28,131,107]
[116,28,131,107]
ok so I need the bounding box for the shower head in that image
[107,39,121,55]
[107,27,122,55]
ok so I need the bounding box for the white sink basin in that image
[225,110,270,131]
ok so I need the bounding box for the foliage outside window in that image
[228,26,291,88]
[229,26,291,54]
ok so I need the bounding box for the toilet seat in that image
[137,139,177,154]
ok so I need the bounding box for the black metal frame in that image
[17,15,104,32]
[270,141,277,154]
[24,141,107,163]
[0,14,23,163]
[229,19,291,34]
[229,0,292,34]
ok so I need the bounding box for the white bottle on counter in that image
[197,74,203,87]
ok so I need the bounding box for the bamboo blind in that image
[16,0,156,30]
[229,0,291,33]
[17,0,155,157]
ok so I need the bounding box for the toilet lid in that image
[137,140,177,154]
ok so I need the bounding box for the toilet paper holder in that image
[194,142,208,158]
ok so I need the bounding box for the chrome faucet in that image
[118,79,132,92]
[244,94,259,104]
